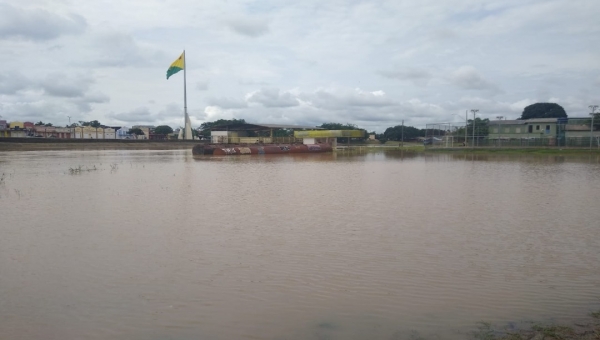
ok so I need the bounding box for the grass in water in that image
[473,322,496,340]
[68,165,98,174]
[531,324,575,339]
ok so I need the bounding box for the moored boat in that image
[192,143,332,155]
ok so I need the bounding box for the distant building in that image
[132,125,155,140]
[8,122,26,138]
[487,117,599,146]
[72,126,115,139]
[488,118,559,139]
[116,126,132,139]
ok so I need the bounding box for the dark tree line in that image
[520,103,567,120]
[381,125,425,142]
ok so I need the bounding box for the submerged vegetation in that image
[68,165,97,174]
[471,311,600,340]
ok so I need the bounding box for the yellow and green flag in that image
[166,52,184,79]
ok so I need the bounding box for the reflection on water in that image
[1,149,599,340]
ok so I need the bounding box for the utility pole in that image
[401,120,404,148]
[590,105,598,150]
[471,109,479,147]
[465,110,468,146]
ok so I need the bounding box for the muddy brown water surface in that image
[1,149,599,340]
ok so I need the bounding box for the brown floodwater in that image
[1,149,599,340]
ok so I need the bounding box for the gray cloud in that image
[0,95,109,125]
[84,92,110,104]
[71,92,110,113]
[0,3,86,40]
[40,73,92,98]
[378,69,434,86]
[448,66,502,93]
[247,88,298,107]
[0,71,109,116]
[227,17,270,37]
[0,72,31,95]
[83,32,166,68]
[107,107,156,123]
[196,81,209,91]
[158,103,187,119]
[106,104,188,125]
[238,79,269,86]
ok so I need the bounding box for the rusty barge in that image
[192,143,333,155]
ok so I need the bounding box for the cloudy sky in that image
[1,0,599,132]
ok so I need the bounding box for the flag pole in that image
[183,50,189,139]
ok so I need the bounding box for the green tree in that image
[520,103,567,120]
[128,128,144,139]
[319,122,357,130]
[44,123,53,127]
[154,125,173,135]
[79,120,102,128]
[465,117,490,136]
[383,125,425,141]
[35,121,45,126]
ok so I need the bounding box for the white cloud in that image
[206,96,248,109]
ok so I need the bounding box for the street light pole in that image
[471,109,479,147]
[496,116,503,147]
[590,105,598,150]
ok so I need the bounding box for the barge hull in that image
[192,144,332,155]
